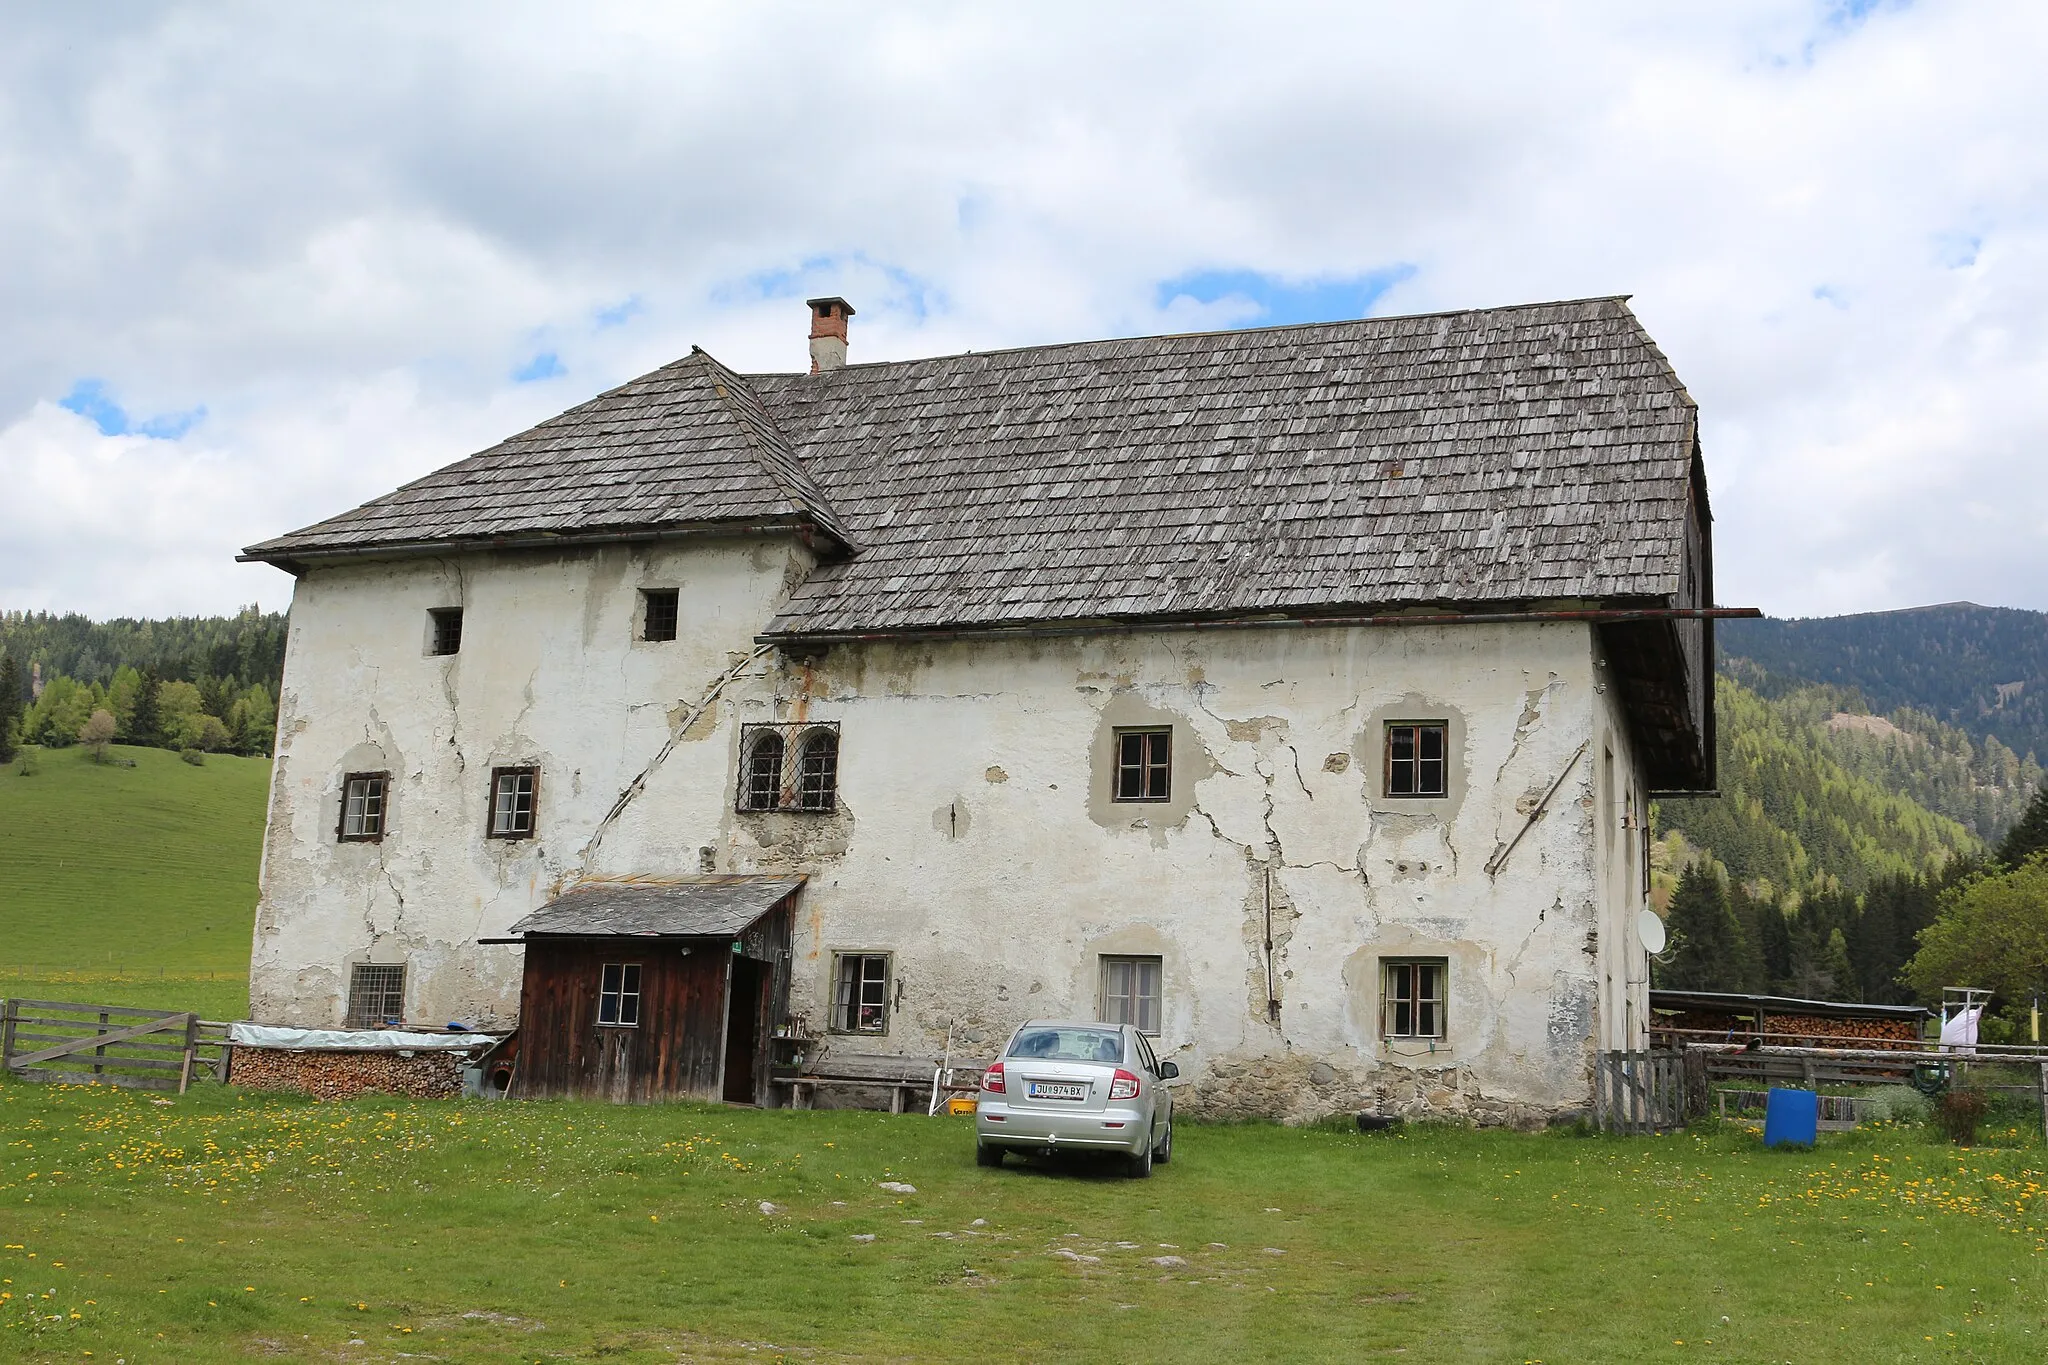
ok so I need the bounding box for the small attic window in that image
[427,608,463,656]
[641,589,679,642]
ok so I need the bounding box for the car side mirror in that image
[1158,1061,1179,1080]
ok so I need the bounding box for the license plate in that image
[1028,1081,1087,1101]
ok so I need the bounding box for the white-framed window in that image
[489,767,538,839]
[832,952,890,1034]
[597,963,642,1027]
[338,772,388,842]
[1382,958,1447,1039]
[1099,955,1163,1033]
[345,963,405,1029]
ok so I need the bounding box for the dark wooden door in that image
[723,959,765,1103]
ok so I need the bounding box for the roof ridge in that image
[742,294,1640,378]
[688,347,857,553]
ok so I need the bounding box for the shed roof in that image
[1649,989,1931,1021]
[243,297,1703,634]
[505,875,805,939]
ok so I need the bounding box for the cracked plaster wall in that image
[255,538,1653,1124]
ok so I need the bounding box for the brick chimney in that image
[806,297,854,373]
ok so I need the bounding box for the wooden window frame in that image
[1384,722,1448,799]
[597,962,643,1027]
[640,588,679,643]
[1098,954,1163,1034]
[1381,958,1447,1040]
[1111,726,1172,803]
[427,607,463,657]
[831,951,891,1035]
[345,963,406,1029]
[337,771,389,843]
[487,766,539,840]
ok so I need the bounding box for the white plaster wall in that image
[255,539,1651,1123]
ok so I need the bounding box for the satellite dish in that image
[1638,910,1668,955]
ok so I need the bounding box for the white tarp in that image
[227,1023,497,1052]
[1939,1006,1982,1054]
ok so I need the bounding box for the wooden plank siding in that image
[511,901,794,1104]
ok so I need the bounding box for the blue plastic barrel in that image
[1762,1088,1819,1147]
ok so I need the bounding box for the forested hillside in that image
[0,607,285,692]
[1720,602,2048,767]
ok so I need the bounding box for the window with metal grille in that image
[489,767,538,838]
[796,731,838,811]
[428,608,463,656]
[1382,959,1447,1039]
[1385,723,1447,798]
[1112,727,1171,802]
[734,722,841,813]
[641,589,679,643]
[597,962,642,1026]
[338,772,388,842]
[345,963,406,1029]
[833,953,890,1034]
[1099,955,1163,1033]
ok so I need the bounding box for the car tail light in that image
[981,1062,1005,1094]
[1108,1068,1141,1101]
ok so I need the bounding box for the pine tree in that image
[1998,783,2048,867]
[0,654,20,762]
[1658,863,1749,991]
[129,665,162,748]
[1823,928,1859,1003]
[1755,894,1794,993]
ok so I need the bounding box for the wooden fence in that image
[1,999,233,1093]
[1593,1050,1688,1135]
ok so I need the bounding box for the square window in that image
[1382,959,1447,1039]
[489,767,538,839]
[345,963,406,1029]
[1112,727,1171,802]
[338,772,388,842]
[597,962,642,1027]
[1099,955,1163,1033]
[1385,723,1447,798]
[641,589,679,643]
[428,608,463,656]
[832,953,890,1034]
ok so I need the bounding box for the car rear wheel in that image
[975,1141,1005,1168]
[1126,1140,1153,1179]
[1152,1120,1173,1164]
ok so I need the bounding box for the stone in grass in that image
[970,1218,987,1227]
[1148,1256,1187,1267]
[878,1181,917,1194]
[851,1234,877,1243]
[758,1202,784,1215]
[1051,1248,1102,1264]
[1262,1247,1287,1256]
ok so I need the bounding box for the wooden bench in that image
[772,1053,989,1114]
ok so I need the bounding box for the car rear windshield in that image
[1007,1027,1125,1064]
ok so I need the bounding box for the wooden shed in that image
[1649,989,1930,1051]
[483,876,799,1104]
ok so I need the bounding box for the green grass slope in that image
[0,744,268,977]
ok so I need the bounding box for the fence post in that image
[2039,1063,2047,1147]
[1,999,15,1070]
[178,1014,198,1095]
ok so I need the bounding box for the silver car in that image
[974,1020,1178,1177]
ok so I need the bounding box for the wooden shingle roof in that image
[244,296,1703,637]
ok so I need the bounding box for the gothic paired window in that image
[736,723,840,812]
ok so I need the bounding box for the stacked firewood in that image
[229,1047,470,1099]
[1761,1013,1922,1050]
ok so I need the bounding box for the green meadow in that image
[0,743,265,1018]
[2,1078,2046,1363]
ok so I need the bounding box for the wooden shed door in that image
[723,959,767,1103]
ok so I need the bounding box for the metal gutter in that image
[237,517,832,569]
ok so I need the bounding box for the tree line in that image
[0,607,286,762]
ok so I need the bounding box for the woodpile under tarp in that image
[224,1023,500,1101]
[1650,989,1928,1051]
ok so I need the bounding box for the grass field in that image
[0,744,266,1016]
[2,1078,2045,1364]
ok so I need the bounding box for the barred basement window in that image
[1112,727,1171,802]
[338,772,388,842]
[597,963,642,1027]
[1382,958,1447,1040]
[427,607,463,656]
[641,588,679,643]
[1099,955,1163,1033]
[489,767,538,839]
[1385,723,1447,798]
[735,722,841,813]
[345,963,406,1029]
[833,952,890,1034]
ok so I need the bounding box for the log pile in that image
[1762,1012,1921,1050]
[228,1046,471,1100]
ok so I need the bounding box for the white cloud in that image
[2,0,2044,618]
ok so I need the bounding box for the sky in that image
[2,1,2044,621]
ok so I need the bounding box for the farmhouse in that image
[241,295,1727,1124]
